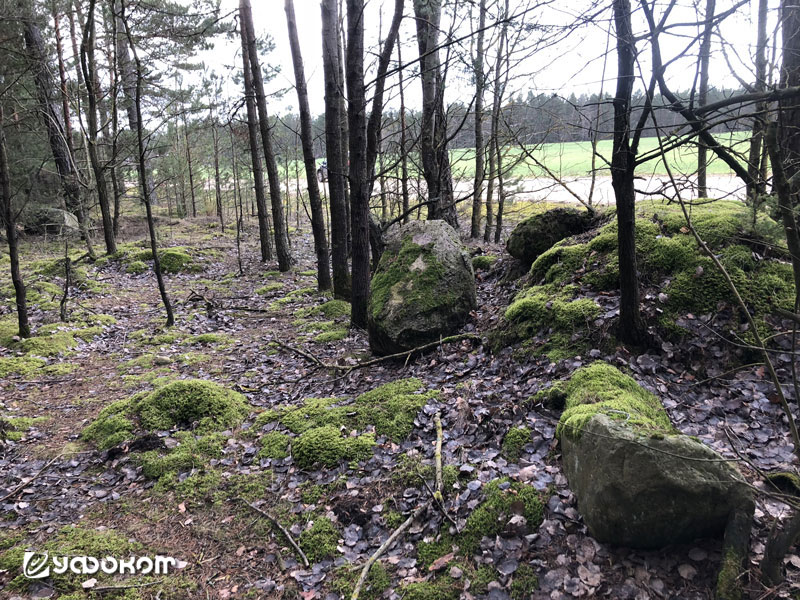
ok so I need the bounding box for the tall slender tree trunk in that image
[413,0,458,228]
[611,0,646,346]
[238,25,273,261]
[113,0,159,207]
[696,0,715,198]
[493,0,510,244]
[470,0,487,238]
[285,0,332,291]
[397,40,410,224]
[80,0,117,254]
[780,0,800,189]
[22,6,95,259]
[52,9,72,212]
[747,0,769,205]
[211,115,224,231]
[181,109,197,218]
[0,105,29,338]
[322,0,351,298]
[104,13,123,235]
[240,0,292,271]
[119,0,174,327]
[346,0,371,328]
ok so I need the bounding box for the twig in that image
[351,406,446,600]
[273,337,327,369]
[242,500,310,568]
[434,411,444,499]
[0,454,62,503]
[94,580,162,593]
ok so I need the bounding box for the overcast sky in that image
[202,0,778,118]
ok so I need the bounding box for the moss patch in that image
[502,426,531,461]
[256,282,283,295]
[331,561,391,600]
[293,426,375,469]
[472,254,498,270]
[0,356,47,378]
[354,378,437,440]
[299,517,340,563]
[258,431,290,460]
[554,362,675,441]
[0,415,48,441]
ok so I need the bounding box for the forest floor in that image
[0,209,798,600]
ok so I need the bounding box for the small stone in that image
[449,566,463,579]
[153,355,171,365]
[688,547,708,561]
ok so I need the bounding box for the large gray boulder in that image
[547,362,753,549]
[368,220,476,355]
[506,207,594,268]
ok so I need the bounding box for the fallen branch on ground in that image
[242,500,310,568]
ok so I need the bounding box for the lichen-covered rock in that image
[556,363,753,548]
[506,207,594,267]
[368,220,476,355]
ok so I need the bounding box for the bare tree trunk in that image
[413,0,458,228]
[230,125,245,276]
[493,0,510,244]
[240,0,292,271]
[104,12,123,235]
[113,0,159,208]
[397,41,410,224]
[611,0,646,346]
[22,6,95,259]
[779,0,800,190]
[747,0,769,206]
[346,0,371,328]
[119,0,174,327]
[181,108,197,218]
[322,0,351,298]
[80,0,117,254]
[52,8,73,212]
[696,0,715,198]
[211,115,224,231]
[471,0,487,238]
[0,105,29,339]
[285,0,332,291]
[238,21,274,262]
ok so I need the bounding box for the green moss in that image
[186,333,230,346]
[299,518,340,563]
[505,285,599,334]
[271,286,318,308]
[502,426,531,461]
[0,355,46,377]
[530,242,589,284]
[459,478,544,555]
[81,397,136,450]
[355,378,437,440]
[299,269,317,277]
[225,471,274,502]
[140,431,225,481]
[766,471,800,496]
[263,270,281,278]
[384,510,405,529]
[125,260,148,274]
[256,283,283,295]
[314,328,348,343]
[331,561,391,600]
[393,454,458,490]
[300,483,326,504]
[369,234,460,322]
[293,426,375,469]
[16,330,77,357]
[417,537,455,569]
[472,255,498,270]
[258,431,290,460]
[510,564,539,599]
[279,397,349,434]
[555,362,675,441]
[172,468,223,504]
[0,416,48,441]
[136,379,247,432]
[715,547,744,600]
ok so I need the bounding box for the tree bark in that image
[780,0,800,191]
[493,0,510,244]
[413,0,458,228]
[119,0,174,327]
[212,115,224,231]
[470,0,487,238]
[612,0,647,346]
[0,105,29,339]
[239,0,292,271]
[238,19,273,262]
[696,0,715,198]
[80,0,117,254]
[22,4,95,259]
[322,0,351,298]
[346,0,371,328]
[285,0,332,291]
[747,0,769,205]
[397,40,410,224]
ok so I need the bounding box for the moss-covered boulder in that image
[368,220,476,355]
[506,207,595,267]
[554,363,753,548]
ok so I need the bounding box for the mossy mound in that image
[472,254,498,270]
[250,379,434,468]
[501,200,794,357]
[300,299,351,319]
[81,379,247,450]
[293,425,375,469]
[541,362,674,441]
[0,355,47,378]
[502,426,531,461]
[299,518,341,563]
